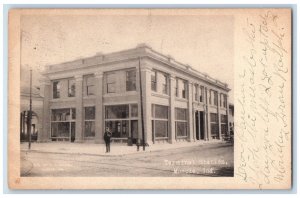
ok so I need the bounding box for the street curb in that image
[21,141,231,157]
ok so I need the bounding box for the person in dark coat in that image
[104,128,112,153]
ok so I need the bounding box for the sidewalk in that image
[20,140,225,156]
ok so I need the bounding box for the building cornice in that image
[43,44,230,91]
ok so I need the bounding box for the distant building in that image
[38,44,231,145]
[20,86,43,142]
[228,103,234,136]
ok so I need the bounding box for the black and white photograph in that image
[8,8,292,189]
[19,9,234,178]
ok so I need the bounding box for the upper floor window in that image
[194,84,199,101]
[162,74,168,95]
[85,75,95,96]
[200,86,204,102]
[213,91,218,106]
[223,95,227,108]
[151,71,157,91]
[68,79,76,97]
[182,80,187,99]
[175,78,188,99]
[209,90,212,104]
[106,73,116,93]
[126,70,136,91]
[53,81,61,99]
[175,78,179,97]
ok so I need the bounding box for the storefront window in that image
[176,122,187,137]
[153,120,168,138]
[152,104,169,138]
[85,106,95,120]
[210,113,218,122]
[131,104,138,117]
[51,109,71,121]
[221,114,227,123]
[221,114,228,135]
[152,104,168,119]
[51,122,70,137]
[84,107,95,137]
[210,113,219,139]
[175,108,188,137]
[175,108,187,120]
[105,120,129,138]
[51,108,76,141]
[105,105,129,119]
[104,104,135,139]
[84,121,95,137]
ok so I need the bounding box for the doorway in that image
[195,111,205,140]
[131,120,138,144]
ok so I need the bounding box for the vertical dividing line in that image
[138,57,145,151]
[29,69,32,149]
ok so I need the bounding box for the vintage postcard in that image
[8,8,291,189]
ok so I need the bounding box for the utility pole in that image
[28,69,32,149]
[138,57,146,151]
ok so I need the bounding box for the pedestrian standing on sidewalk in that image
[104,127,112,153]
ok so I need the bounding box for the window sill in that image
[175,97,188,102]
[83,95,96,99]
[176,136,188,139]
[51,120,76,122]
[193,101,205,105]
[151,92,170,99]
[155,137,168,140]
[104,92,137,97]
[209,105,218,108]
[50,97,76,102]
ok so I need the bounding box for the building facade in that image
[38,44,231,145]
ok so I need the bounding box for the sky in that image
[20,11,234,102]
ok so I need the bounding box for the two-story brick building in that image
[38,44,231,145]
